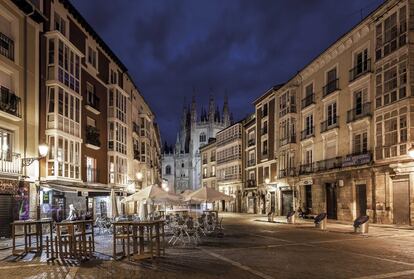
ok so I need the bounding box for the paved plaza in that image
[1,213,414,278]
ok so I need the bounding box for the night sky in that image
[71,0,384,144]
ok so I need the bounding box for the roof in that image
[252,84,284,105]
[12,0,48,23]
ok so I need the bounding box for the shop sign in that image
[43,191,50,204]
[342,153,371,167]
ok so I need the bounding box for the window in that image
[199,132,206,143]
[304,149,312,164]
[203,167,207,178]
[262,140,268,156]
[305,84,313,97]
[0,128,13,159]
[375,6,407,60]
[86,156,97,182]
[87,46,97,69]
[165,165,171,175]
[47,135,80,179]
[279,90,296,117]
[54,39,80,93]
[262,103,268,117]
[110,69,117,84]
[263,167,269,180]
[352,49,369,79]
[326,102,337,126]
[54,13,66,36]
[211,165,216,176]
[304,114,313,135]
[353,132,368,154]
[262,121,268,135]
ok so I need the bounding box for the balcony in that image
[0,32,14,61]
[248,138,256,147]
[301,126,315,140]
[0,86,21,120]
[347,102,371,123]
[349,59,371,82]
[86,167,99,183]
[278,168,296,179]
[322,78,339,97]
[133,149,140,161]
[299,163,314,175]
[246,179,256,188]
[342,151,371,167]
[321,116,339,133]
[85,125,100,149]
[316,157,342,171]
[279,135,296,147]
[301,94,315,109]
[133,122,140,135]
[85,94,100,114]
[219,173,242,181]
[0,151,21,175]
[279,105,297,118]
[247,159,256,167]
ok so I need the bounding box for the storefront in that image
[0,179,31,237]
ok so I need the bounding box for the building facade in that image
[0,0,45,237]
[242,113,257,213]
[243,0,414,225]
[216,122,243,212]
[36,0,161,221]
[162,95,231,193]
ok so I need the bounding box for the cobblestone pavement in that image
[1,213,414,278]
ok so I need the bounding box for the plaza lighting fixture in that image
[265,178,270,184]
[409,145,414,159]
[22,143,49,166]
[136,171,143,181]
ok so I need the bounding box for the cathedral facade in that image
[162,96,231,193]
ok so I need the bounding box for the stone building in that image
[248,0,414,225]
[37,0,161,220]
[0,0,45,237]
[162,95,231,193]
[216,122,243,212]
[242,113,257,213]
[200,138,217,190]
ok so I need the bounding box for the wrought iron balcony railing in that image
[347,102,371,123]
[301,94,315,109]
[85,125,100,147]
[0,86,21,118]
[322,78,339,97]
[0,151,21,174]
[278,168,296,178]
[301,126,315,140]
[349,59,371,82]
[321,116,339,133]
[279,135,296,146]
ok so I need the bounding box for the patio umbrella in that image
[121,184,181,204]
[110,188,119,218]
[184,186,233,203]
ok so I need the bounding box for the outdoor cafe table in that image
[55,220,94,260]
[112,220,165,261]
[11,219,54,258]
[203,210,218,218]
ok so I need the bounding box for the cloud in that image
[71,0,384,143]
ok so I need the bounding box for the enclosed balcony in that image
[349,59,371,82]
[322,78,339,97]
[301,94,315,109]
[248,138,256,147]
[0,86,21,120]
[347,102,371,123]
[85,125,100,149]
[247,159,256,167]
[133,122,140,135]
[321,116,339,133]
[0,32,14,61]
[278,168,296,179]
[301,126,314,140]
[133,149,140,161]
[279,135,296,147]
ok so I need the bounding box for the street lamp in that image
[22,143,49,167]
[265,178,270,184]
[409,146,414,159]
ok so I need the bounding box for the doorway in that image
[305,185,312,213]
[393,180,410,225]
[281,190,293,216]
[0,194,14,238]
[270,192,275,213]
[325,183,337,219]
[356,184,367,217]
[221,200,226,212]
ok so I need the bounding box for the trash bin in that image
[286,211,295,224]
[353,215,369,234]
[267,211,274,222]
[314,213,327,230]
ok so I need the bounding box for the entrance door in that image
[393,180,410,225]
[356,184,367,217]
[305,185,312,212]
[221,200,226,212]
[270,192,275,212]
[281,190,293,216]
[326,183,337,219]
[0,194,14,238]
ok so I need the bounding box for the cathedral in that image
[162,95,232,193]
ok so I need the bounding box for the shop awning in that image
[40,181,113,196]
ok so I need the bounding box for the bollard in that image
[267,212,274,222]
[287,211,296,224]
[353,216,369,234]
[316,218,327,230]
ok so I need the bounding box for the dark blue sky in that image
[71,0,384,144]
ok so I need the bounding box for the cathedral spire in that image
[191,94,197,125]
[222,93,230,127]
[208,94,215,123]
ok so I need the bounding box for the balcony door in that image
[326,102,337,126]
[354,49,368,75]
[326,183,337,219]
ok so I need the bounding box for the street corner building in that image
[0,0,162,237]
[197,0,414,225]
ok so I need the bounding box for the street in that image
[1,213,414,278]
